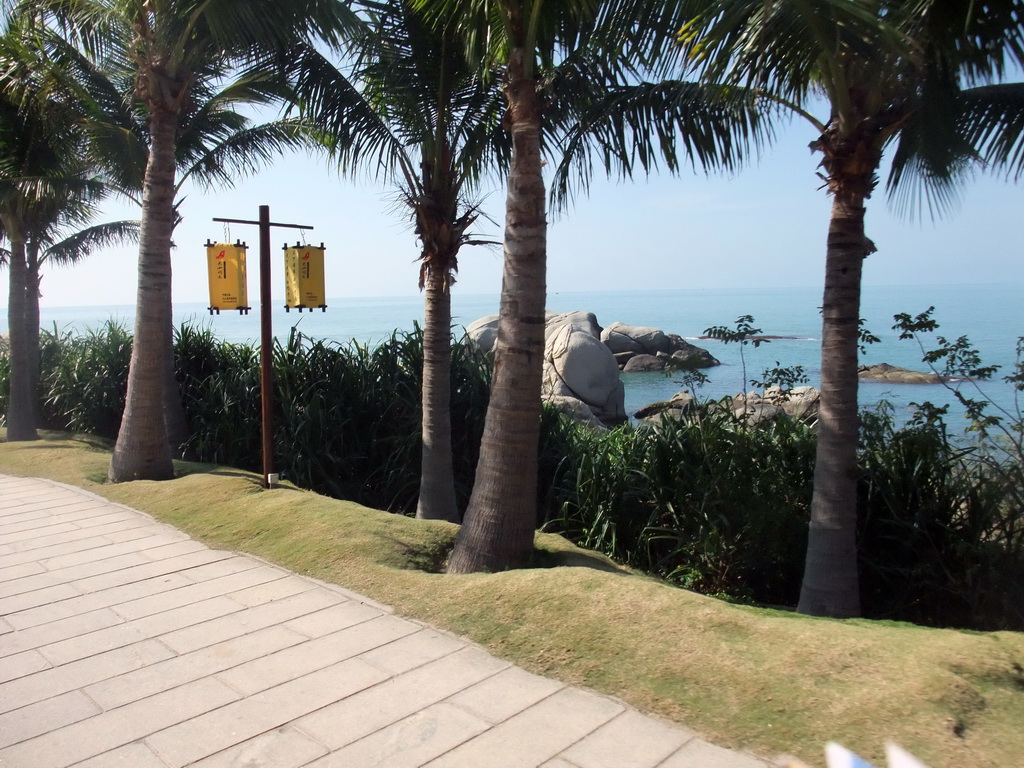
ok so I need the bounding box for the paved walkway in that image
[0,474,776,768]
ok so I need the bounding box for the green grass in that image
[2,432,1023,768]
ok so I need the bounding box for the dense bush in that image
[3,320,1022,630]
[174,323,492,515]
[544,408,815,604]
[543,402,1023,629]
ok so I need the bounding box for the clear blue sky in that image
[8,113,1024,311]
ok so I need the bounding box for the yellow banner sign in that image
[206,241,250,314]
[284,244,327,311]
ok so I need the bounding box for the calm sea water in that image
[16,283,1023,427]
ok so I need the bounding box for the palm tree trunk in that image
[163,319,192,458]
[4,238,37,441]
[27,251,41,430]
[448,49,545,572]
[108,109,176,482]
[797,183,869,618]
[416,263,459,522]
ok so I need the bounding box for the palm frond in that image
[959,82,1024,180]
[178,118,321,193]
[43,218,139,266]
[551,79,772,209]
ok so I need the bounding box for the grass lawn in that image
[2,432,1022,767]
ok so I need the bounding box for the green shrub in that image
[38,322,132,438]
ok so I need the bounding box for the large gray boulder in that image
[543,324,626,426]
[858,363,943,384]
[634,391,698,424]
[622,354,665,372]
[601,323,719,370]
[601,322,670,355]
[545,311,602,341]
[465,314,499,354]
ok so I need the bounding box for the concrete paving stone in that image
[0,676,240,768]
[102,523,178,544]
[187,724,329,768]
[0,535,129,569]
[216,614,419,697]
[306,701,491,768]
[6,552,153,598]
[227,573,320,607]
[159,588,344,655]
[6,573,192,630]
[356,626,467,675]
[0,689,101,748]
[39,594,244,666]
[0,521,83,546]
[0,582,82,615]
[0,514,88,535]
[0,616,11,634]
[16,524,171,561]
[660,739,770,768]
[146,657,389,766]
[298,645,509,751]
[421,686,625,768]
[539,759,584,768]
[71,548,235,593]
[170,553,264,584]
[38,535,203,573]
[446,665,565,724]
[134,538,214,561]
[20,496,111,514]
[85,624,308,710]
[0,569,63,597]
[0,606,125,658]
[0,648,50,684]
[0,639,175,712]
[0,501,108,522]
[282,597,383,638]
[68,509,150,529]
[0,558,50,584]
[1,490,79,507]
[111,564,290,621]
[0,510,46,528]
[558,709,696,768]
[72,742,169,768]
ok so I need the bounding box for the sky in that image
[5,111,1023,311]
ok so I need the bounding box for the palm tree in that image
[1,21,141,440]
[679,0,1024,617]
[19,0,358,481]
[285,0,508,523]
[411,0,765,572]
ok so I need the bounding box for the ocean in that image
[12,283,1023,428]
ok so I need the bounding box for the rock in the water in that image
[858,363,943,384]
[601,322,669,355]
[543,324,626,426]
[622,354,665,372]
[635,391,698,423]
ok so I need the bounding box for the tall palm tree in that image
[1,21,140,440]
[0,26,106,440]
[413,0,765,572]
[679,0,1024,617]
[19,0,358,481]
[285,0,508,523]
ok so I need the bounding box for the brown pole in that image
[212,209,311,490]
[259,205,274,488]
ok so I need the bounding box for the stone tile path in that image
[0,474,774,767]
